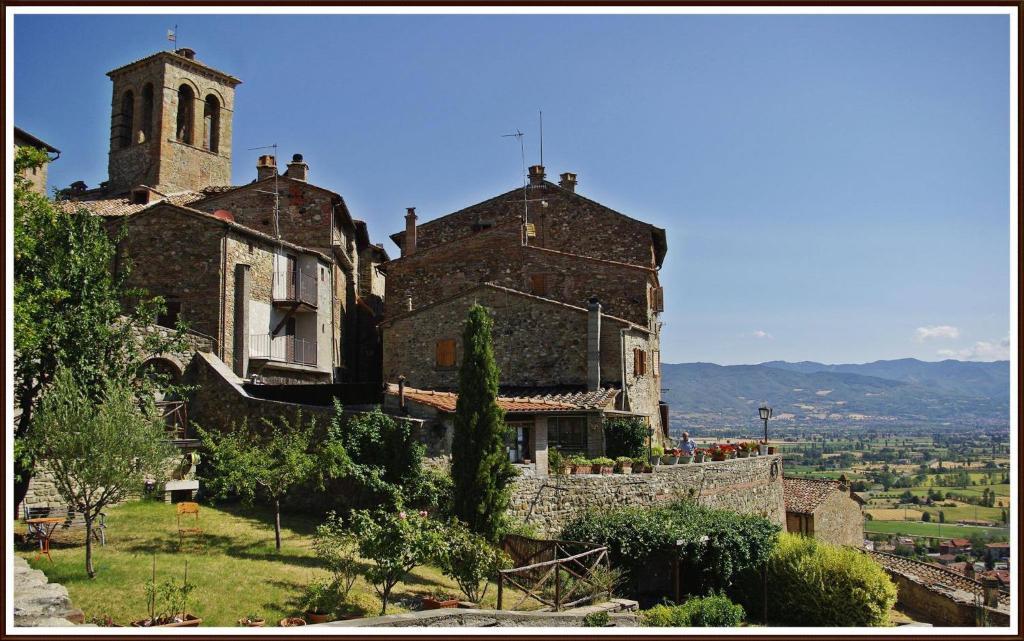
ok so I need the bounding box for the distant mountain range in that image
[660,358,1009,430]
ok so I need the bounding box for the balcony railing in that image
[155,400,188,439]
[249,333,318,367]
[273,270,318,307]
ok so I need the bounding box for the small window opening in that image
[176,84,195,144]
[157,301,182,329]
[139,83,154,143]
[203,94,220,152]
[117,90,134,149]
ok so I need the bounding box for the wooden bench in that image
[23,505,106,546]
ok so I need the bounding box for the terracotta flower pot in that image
[279,617,306,627]
[631,462,645,473]
[679,455,693,464]
[306,611,332,624]
[422,596,460,610]
[559,465,573,475]
[573,464,590,474]
[661,455,678,465]
[239,618,265,627]
[616,465,632,474]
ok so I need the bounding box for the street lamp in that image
[758,404,772,450]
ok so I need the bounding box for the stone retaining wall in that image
[13,557,83,626]
[508,455,785,536]
[320,599,639,627]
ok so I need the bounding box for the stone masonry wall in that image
[384,222,657,327]
[383,285,645,392]
[394,180,659,269]
[508,455,785,536]
[811,491,864,548]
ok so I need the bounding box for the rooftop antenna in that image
[248,143,281,241]
[539,110,544,167]
[501,128,530,245]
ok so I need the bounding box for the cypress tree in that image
[450,304,516,542]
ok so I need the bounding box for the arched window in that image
[176,84,195,144]
[203,95,220,152]
[118,90,134,149]
[139,83,154,143]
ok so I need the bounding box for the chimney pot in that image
[403,207,418,256]
[528,165,546,186]
[559,172,577,192]
[175,48,196,60]
[256,155,277,181]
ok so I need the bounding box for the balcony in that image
[250,333,318,367]
[273,269,318,309]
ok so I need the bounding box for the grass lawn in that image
[15,500,523,627]
[864,520,1009,539]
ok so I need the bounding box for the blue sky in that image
[12,13,1012,364]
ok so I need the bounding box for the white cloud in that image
[751,330,773,340]
[914,325,960,342]
[937,336,1010,361]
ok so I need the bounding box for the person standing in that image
[680,431,697,457]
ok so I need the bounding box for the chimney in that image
[587,297,602,391]
[403,207,418,256]
[559,172,577,192]
[981,574,1001,608]
[286,153,308,182]
[175,47,196,60]
[256,155,277,181]
[528,164,546,186]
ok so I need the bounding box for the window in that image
[529,274,547,296]
[176,84,195,144]
[633,348,647,377]
[156,301,181,329]
[203,94,220,152]
[435,339,456,368]
[652,350,661,377]
[117,90,134,149]
[652,286,665,312]
[549,416,587,454]
[139,83,154,143]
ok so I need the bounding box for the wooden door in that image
[285,317,296,362]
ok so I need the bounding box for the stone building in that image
[56,47,387,383]
[14,126,60,195]
[381,166,668,468]
[782,476,864,547]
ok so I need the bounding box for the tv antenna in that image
[248,143,280,241]
[502,129,530,244]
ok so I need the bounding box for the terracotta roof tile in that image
[56,190,207,217]
[866,550,1009,610]
[782,477,845,514]
[385,384,617,414]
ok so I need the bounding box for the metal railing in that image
[249,333,318,367]
[155,400,188,439]
[273,269,318,307]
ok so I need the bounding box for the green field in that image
[864,520,1008,539]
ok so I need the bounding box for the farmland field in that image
[864,520,1008,539]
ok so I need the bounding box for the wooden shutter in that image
[653,287,664,312]
[653,350,660,377]
[436,339,456,367]
[633,348,647,377]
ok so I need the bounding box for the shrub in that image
[313,512,361,601]
[582,611,610,627]
[641,594,744,627]
[433,519,511,603]
[549,448,567,474]
[604,417,648,459]
[651,445,665,458]
[733,533,896,627]
[562,501,779,596]
[591,457,615,467]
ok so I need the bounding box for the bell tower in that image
[106,47,241,194]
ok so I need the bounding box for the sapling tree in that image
[26,368,174,578]
[450,304,516,542]
[198,411,347,551]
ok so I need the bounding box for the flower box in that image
[422,596,460,610]
[306,611,332,624]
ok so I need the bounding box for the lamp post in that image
[758,404,772,448]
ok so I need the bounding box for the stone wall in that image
[13,557,83,626]
[392,178,661,269]
[508,455,786,536]
[811,491,864,548]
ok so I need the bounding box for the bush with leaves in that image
[313,512,362,602]
[732,533,896,627]
[26,368,174,577]
[641,594,745,627]
[351,509,446,615]
[604,417,649,459]
[561,501,779,596]
[433,519,511,603]
[582,611,610,627]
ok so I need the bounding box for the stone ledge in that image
[13,557,82,627]
[319,599,640,627]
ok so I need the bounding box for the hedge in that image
[641,594,745,627]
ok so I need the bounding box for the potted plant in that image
[649,445,664,466]
[631,457,646,473]
[238,613,265,627]
[569,455,591,474]
[737,442,751,458]
[591,457,615,475]
[758,442,768,456]
[132,560,201,627]
[661,448,679,465]
[694,448,706,463]
[279,617,307,627]
[422,589,460,610]
[549,449,572,475]
[614,456,634,474]
[709,445,727,462]
[302,580,337,624]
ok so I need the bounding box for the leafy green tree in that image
[13,147,180,513]
[198,411,347,551]
[26,368,174,577]
[450,304,516,542]
[921,511,931,523]
[433,519,511,603]
[351,509,445,614]
[604,417,649,459]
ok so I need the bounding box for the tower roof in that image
[107,49,242,87]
